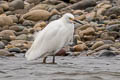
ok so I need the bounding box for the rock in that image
[0,7,4,14]
[98,50,116,57]
[55,49,68,56]
[106,24,120,32]
[9,15,18,23]
[55,2,67,10]
[0,1,9,10]
[48,14,60,21]
[0,30,16,37]
[0,41,5,49]
[94,44,111,52]
[10,40,32,49]
[22,9,59,21]
[71,43,88,52]
[104,6,120,16]
[9,25,24,32]
[61,0,96,10]
[22,20,35,26]
[0,16,13,26]
[0,30,16,41]
[16,34,27,40]
[26,0,42,5]
[96,2,112,16]
[33,21,47,31]
[30,4,55,11]
[0,49,15,57]
[79,27,95,35]
[91,41,104,50]
[8,47,21,53]
[9,0,24,10]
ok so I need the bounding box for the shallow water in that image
[0,54,120,80]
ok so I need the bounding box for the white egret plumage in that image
[25,13,82,63]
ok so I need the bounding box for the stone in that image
[22,20,35,26]
[0,49,15,57]
[16,34,27,40]
[0,30,16,41]
[0,41,5,49]
[55,49,68,56]
[91,41,104,50]
[10,40,32,49]
[48,14,60,21]
[33,21,47,31]
[61,0,96,10]
[22,9,59,21]
[0,30,16,37]
[55,2,67,10]
[79,27,95,35]
[104,6,120,16]
[0,1,9,10]
[25,0,42,5]
[0,16,13,26]
[8,47,21,53]
[8,15,18,23]
[9,25,24,32]
[0,7,4,14]
[30,4,55,11]
[106,24,120,32]
[9,0,24,10]
[94,44,111,52]
[72,43,88,52]
[98,50,116,57]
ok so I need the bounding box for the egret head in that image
[62,13,84,24]
[62,13,75,23]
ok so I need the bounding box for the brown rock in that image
[55,49,67,56]
[22,9,59,21]
[9,15,18,23]
[9,0,24,10]
[0,49,15,57]
[91,41,104,50]
[94,44,111,52]
[79,27,95,35]
[0,16,13,26]
[33,21,47,31]
[61,0,96,10]
[30,4,55,11]
[73,43,87,52]
[0,7,4,14]
[0,1,9,10]
[0,30,15,37]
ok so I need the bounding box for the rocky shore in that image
[0,0,120,58]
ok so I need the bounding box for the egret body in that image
[25,13,77,63]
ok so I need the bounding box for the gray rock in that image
[61,0,96,10]
[98,50,116,57]
[106,24,120,32]
[9,25,24,32]
[104,6,120,16]
[9,0,24,10]
[0,41,5,49]
[49,14,60,21]
[8,47,21,53]
[0,49,15,57]
[22,20,35,26]
[16,34,27,40]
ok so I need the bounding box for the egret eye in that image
[69,17,74,20]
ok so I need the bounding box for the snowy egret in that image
[25,13,82,64]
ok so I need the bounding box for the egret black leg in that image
[43,57,47,63]
[52,55,55,64]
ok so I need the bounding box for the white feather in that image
[25,13,74,61]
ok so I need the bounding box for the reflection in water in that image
[0,54,120,80]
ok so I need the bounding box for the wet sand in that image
[0,54,120,80]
